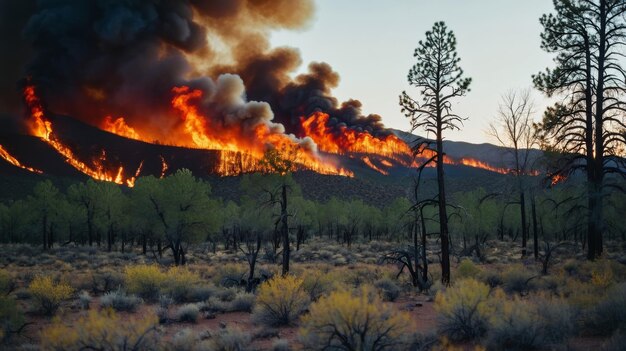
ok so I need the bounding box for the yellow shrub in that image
[591,261,614,289]
[252,275,309,326]
[0,269,14,295]
[40,309,158,351]
[435,279,494,341]
[28,276,73,315]
[457,259,481,279]
[300,269,340,300]
[300,286,413,350]
[164,266,201,302]
[124,265,166,300]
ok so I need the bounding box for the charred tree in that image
[534,0,626,260]
[400,21,472,285]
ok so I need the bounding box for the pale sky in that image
[270,0,556,144]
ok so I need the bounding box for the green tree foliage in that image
[133,169,218,265]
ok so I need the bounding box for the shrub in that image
[271,339,290,351]
[300,286,413,351]
[374,278,401,302]
[252,275,310,327]
[229,292,255,313]
[170,328,198,351]
[124,265,166,300]
[186,285,217,302]
[487,295,575,350]
[164,266,201,303]
[28,276,73,315]
[457,259,481,279]
[203,328,251,351]
[0,296,25,342]
[78,291,92,310]
[584,283,626,335]
[40,309,158,351]
[176,304,200,323]
[481,271,502,289]
[213,263,247,288]
[301,270,335,300]
[99,289,142,312]
[502,265,535,295]
[434,279,493,342]
[0,270,15,295]
[91,270,124,293]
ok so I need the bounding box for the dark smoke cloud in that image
[0,0,391,142]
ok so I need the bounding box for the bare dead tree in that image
[488,89,539,258]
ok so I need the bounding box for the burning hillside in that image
[0,0,529,184]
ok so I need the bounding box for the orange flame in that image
[300,111,539,176]
[550,173,567,186]
[170,86,352,176]
[301,112,412,163]
[23,85,139,186]
[0,144,43,174]
[102,116,141,140]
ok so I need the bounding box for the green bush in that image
[252,275,310,327]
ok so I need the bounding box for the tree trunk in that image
[531,194,539,260]
[42,214,48,250]
[520,190,528,257]
[436,133,450,285]
[420,208,428,284]
[281,183,290,276]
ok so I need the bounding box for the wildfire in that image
[301,112,412,164]
[20,83,540,183]
[23,85,140,186]
[102,116,141,140]
[0,144,43,174]
[300,111,524,175]
[170,86,352,177]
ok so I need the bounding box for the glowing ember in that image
[551,173,567,186]
[362,156,389,175]
[159,156,168,179]
[23,84,139,186]
[0,144,43,174]
[102,116,141,140]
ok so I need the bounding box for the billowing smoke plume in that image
[0,0,391,144]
